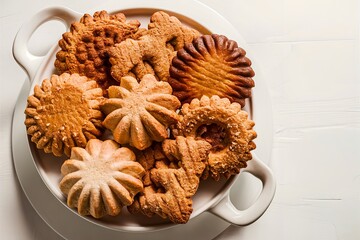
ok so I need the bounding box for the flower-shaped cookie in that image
[101,74,181,150]
[59,139,145,218]
[169,34,255,107]
[55,10,143,91]
[24,73,104,157]
[172,95,257,180]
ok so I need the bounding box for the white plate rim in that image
[12,0,274,239]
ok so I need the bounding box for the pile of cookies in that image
[24,10,256,224]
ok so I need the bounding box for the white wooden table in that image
[1,0,359,239]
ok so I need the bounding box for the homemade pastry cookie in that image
[60,139,145,218]
[169,34,255,107]
[127,142,167,218]
[55,10,143,91]
[130,143,165,188]
[24,73,104,157]
[129,136,211,223]
[172,95,257,180]
[109,11,200,82]
[101,74,180,150]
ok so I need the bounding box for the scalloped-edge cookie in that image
[55,10,143,91]
[101,74,180,150]
[59,139,145,218]
[172,95,257,180]
[169,34,255,107]
[24,73,104,157]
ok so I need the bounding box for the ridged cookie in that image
[55,10,143,91]
[60,139,145,218]
[169,34,255,107]
[101,74,180,150]
[24,73,104,157]
[172,95,257,180]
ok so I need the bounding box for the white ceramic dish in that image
[12,0,275,239]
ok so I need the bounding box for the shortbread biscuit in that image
[169,34,255,107]
[101,74,180,150]
[55,10,142,91]
[129,136,211,223]
[172,95,257,180]
[109,11,200,82]
[24,73,104,157]
[59,139,145,218]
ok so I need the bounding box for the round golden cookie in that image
[168,34,255,107]
[55,10,142,91]
[24,73,104,157]
[101,74,181,150]
[172,95,257,180]
[59,139,145,218]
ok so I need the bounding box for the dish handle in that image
[209,154,276,226]
[12,6,82,81]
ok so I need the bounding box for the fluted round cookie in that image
[169,34,255,107]
[59,139,145,218]
[101,74,181,150]
[55,10,142,91]
[172,95,257,180]
[24,73,104,157]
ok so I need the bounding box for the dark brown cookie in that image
[169,34,255,107]
[55,10,143,92]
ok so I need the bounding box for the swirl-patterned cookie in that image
[128,136,211,223]
[55,10,143,91]
[101,74,180,150]
[169,34,255,107]
[172,95,257,180]
[109,11,200,82]
[24,73,104,157]
[59,139,145,218]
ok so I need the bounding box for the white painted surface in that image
[1,0,359,239]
